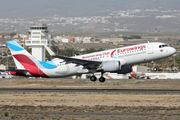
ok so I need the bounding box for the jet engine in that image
[102,60,132,74]
[102,60,120,72]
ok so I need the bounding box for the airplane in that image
[6,40,176,82]
[128,71,152,79]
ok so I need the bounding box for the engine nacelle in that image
[102,60,120,72]
[117,65,132,74]
[102,60,131,74]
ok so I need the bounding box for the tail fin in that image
[7,40,39,69]
[7,40,49,77]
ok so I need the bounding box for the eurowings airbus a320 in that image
[7,40,176,82]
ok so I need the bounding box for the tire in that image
[99,77,106,82]
[90,76,97,82]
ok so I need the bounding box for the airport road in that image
[0,88,180,93]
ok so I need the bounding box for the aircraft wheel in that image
[90,75,97,82]
[99,77,106,82]
[153,67,157,71]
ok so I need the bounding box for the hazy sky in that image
[0,0,180,18]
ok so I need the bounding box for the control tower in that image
[25,24,51,61]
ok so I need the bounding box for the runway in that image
[0,88,180,93]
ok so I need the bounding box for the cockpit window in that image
[162,45,168,47]
[159,44,168,48]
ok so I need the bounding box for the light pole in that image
[173,54,176,68]
[1,46,3,56]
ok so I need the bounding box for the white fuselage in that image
[36,42,175,78]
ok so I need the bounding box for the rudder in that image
[7,40,39,69]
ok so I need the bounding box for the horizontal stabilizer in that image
[6,67,29,73]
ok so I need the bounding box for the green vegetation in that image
[138,54,180,70]
[11,115,15,119]
[10,32,17,36]
[154,54,180,68]
[123,35,142,40]
[4,111,9,117]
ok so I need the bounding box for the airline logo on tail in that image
[7,41,48,77]
[7,41,24,51]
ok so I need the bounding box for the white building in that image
[62,39,69,43]
[75,37,83,43]
[83,37,92,43]
[25,24,51,61]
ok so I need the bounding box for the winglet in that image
[44,45,56,56]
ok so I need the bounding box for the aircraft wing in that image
[47,45,102,69]
[52,55,102,69]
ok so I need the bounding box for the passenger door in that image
[148,44,154,54]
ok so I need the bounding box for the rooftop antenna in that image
[154,27,158,41]
[39,18,42,25]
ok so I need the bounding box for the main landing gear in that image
[90,72,106,82]
[90,75,97,82]
[99,76,105,82]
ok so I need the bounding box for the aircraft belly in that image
[55,64,78,76]
[56,66,68,75]
[40,64,78,77]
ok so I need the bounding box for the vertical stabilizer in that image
[7,40,39,69]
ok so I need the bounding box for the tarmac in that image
[0,88,180,93]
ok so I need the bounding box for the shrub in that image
[11,115,15,119]
[4,111,9,117]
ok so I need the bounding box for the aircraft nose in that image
[171,47,176,54]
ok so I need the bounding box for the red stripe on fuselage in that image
[13,54,48,77]
[111,50,116,58]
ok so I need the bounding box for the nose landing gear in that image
[151,61,157,71]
